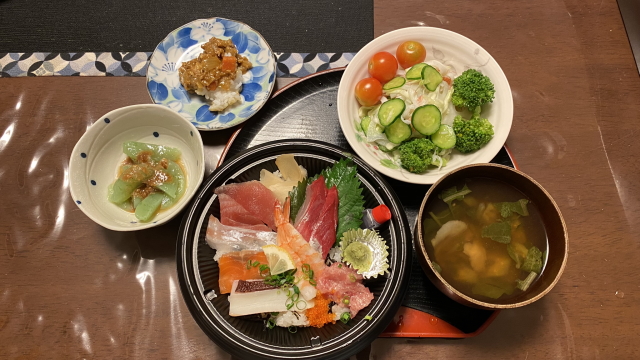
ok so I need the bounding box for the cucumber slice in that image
[431,124,456,149]
[421,65,443,91]
[378,98,406,126]
[108,163,154,204]
[361,116,371,133]
[384,118,412,144]
[123,141,181,163]
[135,193,165,222]
[406,63,427,80]
[412,105,442,136]
[382,77,406,90]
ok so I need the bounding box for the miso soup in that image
[422,178,548,302]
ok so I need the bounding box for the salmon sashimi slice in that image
[294,176,339,258]
[218,250,268,294]
[215,181,278,231]
[218,193,271,231]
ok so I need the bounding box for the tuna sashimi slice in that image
[218,193,271,232]
[217,250,268,294]
[316,262,374,317]
[294,176,339,258]
[215,181,278,231]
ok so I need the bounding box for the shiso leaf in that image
[321,159,365,242]
[521,246,543,274]
[496,199,530,218]
[481,221,512,244]
[288,178,308,222]
[439,184,472,205]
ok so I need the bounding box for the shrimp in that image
[274,198,327,301]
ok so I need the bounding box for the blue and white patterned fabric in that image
[145,18,276,130]
[0,52,353,78]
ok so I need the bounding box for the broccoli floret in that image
[451,69,495,112]
[398,138,438,173]
[453,115,495,153]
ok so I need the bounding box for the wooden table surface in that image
[2,0,640,358]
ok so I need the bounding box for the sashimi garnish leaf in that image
[481,221,511,244]
[496,199,530,218]
[288,178,308,222]
[321,158,365,243]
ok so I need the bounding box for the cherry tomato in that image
[368,52,398,83]
[354,77,383,106]
[396,41,426,69]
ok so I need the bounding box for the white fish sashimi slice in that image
[228,280,316,317]
[205,215,277,260]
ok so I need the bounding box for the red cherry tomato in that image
[367,52,398,83]
[396,41,427,69]
[354,77,383,106]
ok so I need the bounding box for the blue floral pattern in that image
[146,18,276,130]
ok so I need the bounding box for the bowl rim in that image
[336,26,514,185]
[415,163,568,309]
[176,139,412,359]
[68,103,205,231]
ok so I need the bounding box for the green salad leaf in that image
[496,199,530,218]
[321,159,365,243]
[481,221,511,243]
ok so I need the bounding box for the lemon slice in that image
[262,245,296,275]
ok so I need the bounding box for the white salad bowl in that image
[337,27,513,184]
[69,104,205,231]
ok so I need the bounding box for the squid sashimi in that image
[205,215,277,260]
[294,176,339,258]
[215,181,278,231]
[275,198,327,301]
[218,193,271,231]
[316,262,374,317]
[218,250,268,294]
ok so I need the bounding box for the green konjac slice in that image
[108,163,155,204]
[153,160,185,198]
[135,193,165,222]
[123,141,181,162]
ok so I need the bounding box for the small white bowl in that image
[337,27,513,185]
[69,104,205,231]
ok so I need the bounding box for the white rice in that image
[275,311,309,327]
[195,70,244,112]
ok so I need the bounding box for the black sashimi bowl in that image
[177,139,411,360]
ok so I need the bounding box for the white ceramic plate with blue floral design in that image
[147,18,276,131]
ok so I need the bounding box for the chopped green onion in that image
[309,279,317,286]
[288,326,298,333]
[296,300,307,310]
[342,296,350,305]
[340,312,351,324]
[364,315,373,321]
[266,317,276,329]
[293,285,300,295]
